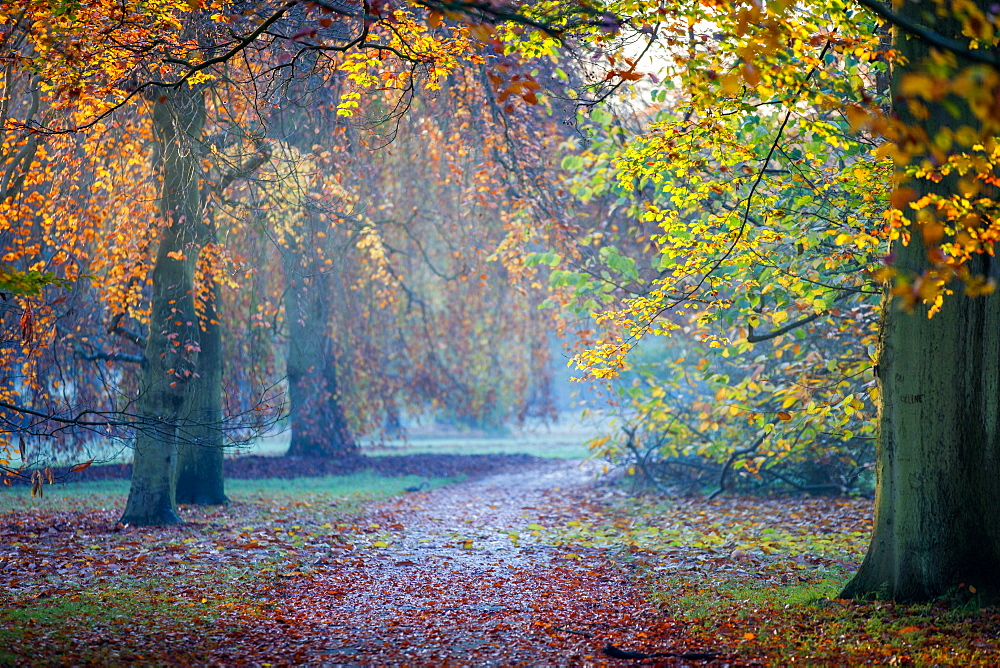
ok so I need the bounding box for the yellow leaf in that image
[845,104,868,132]
[899,73,936,99]
[721,72,741,96]
[921,222,945,246]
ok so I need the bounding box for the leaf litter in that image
[2,455,999,665]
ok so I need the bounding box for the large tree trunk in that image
[841,3,1000,601]
[175,137,270,504]
[175,277,227,505]
[120,86,205,526]
[283,250,356,458]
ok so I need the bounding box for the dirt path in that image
[238,459,714,666]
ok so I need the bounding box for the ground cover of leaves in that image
[2,456,999,665]
[543,486,1000,665]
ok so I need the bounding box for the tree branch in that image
[709,433,766,500]
[73,344,143,364]
[746,292,852,343]
[852,0,1000,67]
[108,313,147,348]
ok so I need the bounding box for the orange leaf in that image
[740,63,760,87]
[889,186,918,210]
[777,411,792,421]
[427,10,443,28]
[70,459,94,473]
[845,104,869,132]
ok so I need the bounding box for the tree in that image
[541,0,999,601]
[120,84,205,525]
[840,0,1000,601]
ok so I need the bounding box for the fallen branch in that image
[603,643,719,661]
[552,626,592,638]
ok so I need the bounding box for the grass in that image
[0,471,453,513]
[363,436,591,459]
[0,569,269,664]
[649,568,1000,664]
[7,414,602,467]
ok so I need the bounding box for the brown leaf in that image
[70,459,94,473]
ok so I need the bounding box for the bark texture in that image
[120,86,205,525]
[175,278,228,505]
[841,2,1000,601]
[283,239,357,458]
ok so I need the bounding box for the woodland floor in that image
[2,456,1000,665]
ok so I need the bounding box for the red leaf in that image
[70,459,94,473]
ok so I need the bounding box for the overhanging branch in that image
[852,0,1000,67]
[108,312,147,348]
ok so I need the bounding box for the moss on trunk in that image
[120,85,205,526]
[841,0,1000,601]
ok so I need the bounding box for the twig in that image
[603,644,719,660]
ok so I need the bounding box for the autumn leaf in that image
[70,459,94,473]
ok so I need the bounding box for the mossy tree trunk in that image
[120,85,205,526]
[175,274,227,505]
[841,2,1000,601]
[283,241,356,458]
[175,136,271,504]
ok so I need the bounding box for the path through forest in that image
[237,459,714,665]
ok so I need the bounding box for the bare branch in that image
[108,312,147,348]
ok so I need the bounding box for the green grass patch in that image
[0,471,455,514]
[0,569,270,664]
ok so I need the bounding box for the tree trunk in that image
[841,3,1000,601]
[283,251,356,458]
[120,86,205,526]
[175,277,228,505]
